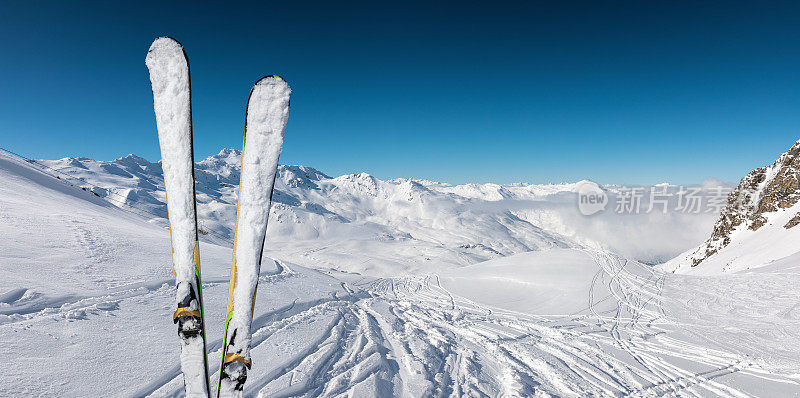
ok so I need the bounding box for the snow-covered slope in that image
[373,248,800,396]
[663,139,800,274]
[3,150,800,396]
[38,149,719,272]
[438,249,616,315]
[0,152,354,396]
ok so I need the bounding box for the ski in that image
[217,76,291,397]
[145,37,211,397]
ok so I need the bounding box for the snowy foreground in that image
[2,152,800,397]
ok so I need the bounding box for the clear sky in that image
[1,1,799,185]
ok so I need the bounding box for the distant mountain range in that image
[39,148,723,274]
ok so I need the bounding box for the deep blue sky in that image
[1,1,799,185]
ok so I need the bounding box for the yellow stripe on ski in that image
[194,240,201,273]
[227,256,237,314]
[251,286,257,316]
[226,131,247,315]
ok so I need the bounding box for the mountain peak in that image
[199,148,241,167]
[116,154,150,164]
[279,164,330,181]
[215,147,241,157]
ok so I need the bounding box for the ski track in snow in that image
[3,245,798,396]
[112,251,796,397]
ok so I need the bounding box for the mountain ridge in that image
[663,139,800,273]
[38,147,720,273]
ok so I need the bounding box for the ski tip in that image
[246,75,291,111]
[147,36,185,55]
[254,75,289,87]
[251,75,291,102]
[146,37,189,69]
[153,36,182,46]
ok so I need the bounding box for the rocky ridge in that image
[689,139,800,266]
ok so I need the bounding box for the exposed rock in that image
[690,139,800,266]
[785,213,800,229]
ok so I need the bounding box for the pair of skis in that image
[146,37,290,398]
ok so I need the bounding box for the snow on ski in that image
[217,76,291,397]
[145,37,211,398]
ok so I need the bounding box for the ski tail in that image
[146,36,211,397]
[217,75,291,397]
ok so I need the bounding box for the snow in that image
[661,201,800,274]
[438,249,615,315]
[3,149,800,396]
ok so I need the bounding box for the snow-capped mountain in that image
[663,139,800,274]
[38,149,719,273]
